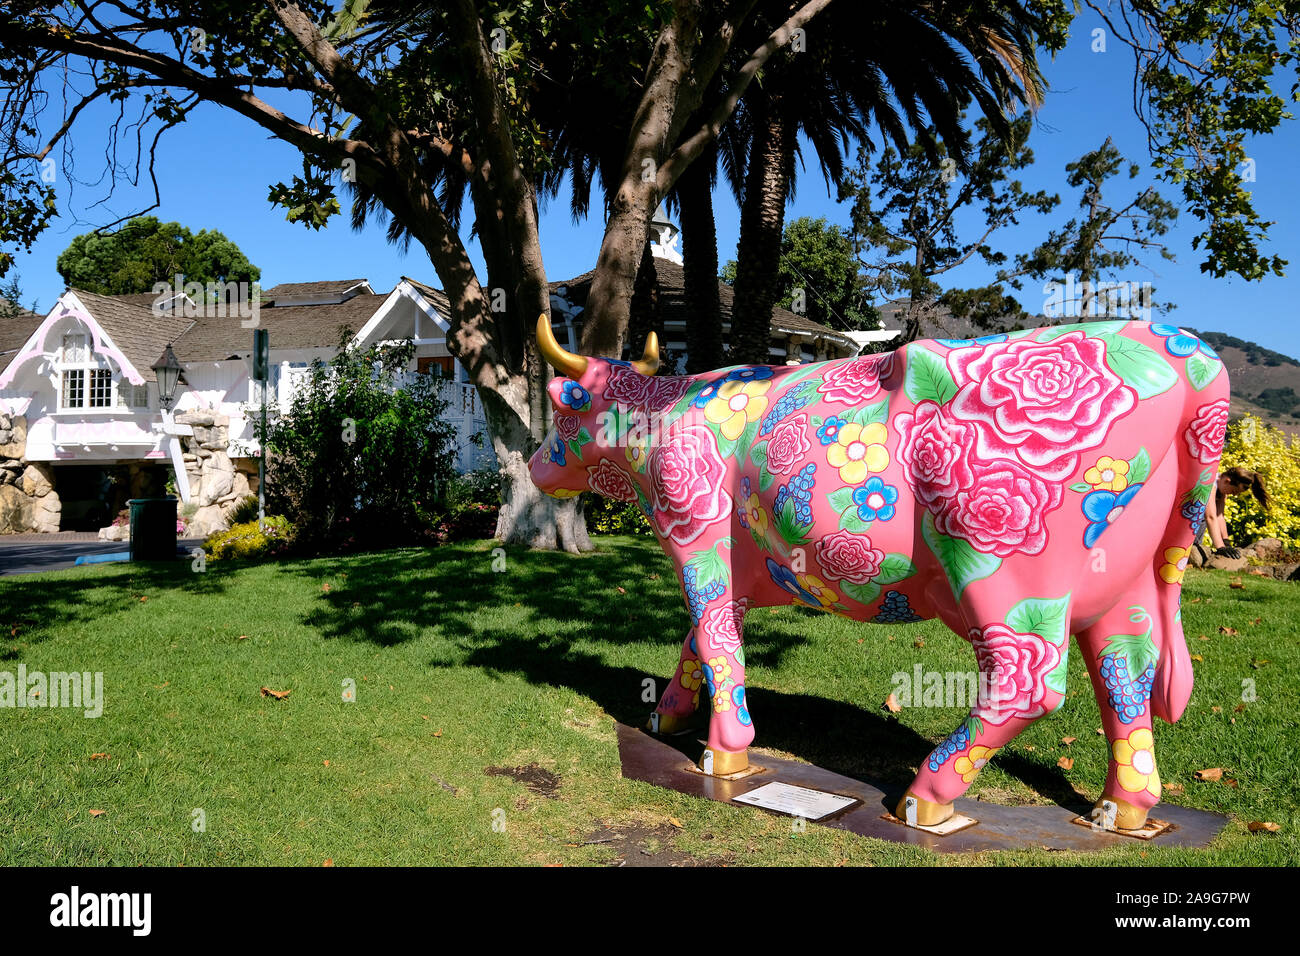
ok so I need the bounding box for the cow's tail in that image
[1150,349,1231,724]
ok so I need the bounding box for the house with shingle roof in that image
[0,279,489,535]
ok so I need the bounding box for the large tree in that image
[0,0,836,551]
[57,214,260,295]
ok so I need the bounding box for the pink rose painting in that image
[648,421,733,545]
[948,332,1136,481]
[587,458,637,502]
[603,365,652,408]
[969,623,1061,725]
[931,457,1062,557]
[702,598,753,654]
[1184,399,1229,465]
[817,355,884,405]
[765,413,813,474]
[894,401,978,508]
[554,413,580,442]
[604,365,691,412]
[814,529,885,584]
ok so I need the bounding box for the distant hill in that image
[873,302,1300,436]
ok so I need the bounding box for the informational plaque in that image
[732,781,858,820]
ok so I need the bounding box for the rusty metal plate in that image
[616,723,1229,853]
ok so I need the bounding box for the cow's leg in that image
[1077,597,1164,831]
[646,628,706,734]
[896,604,1070,826]
[696,596,754,774]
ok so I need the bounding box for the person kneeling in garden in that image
[1203,466,1271,559]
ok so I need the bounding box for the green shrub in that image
[259,333,458,553]
[228,495,261,525]
[446,468,502,510]
[204,516,292,562]
[585,495,652,536]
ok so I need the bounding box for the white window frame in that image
[54,330,145,413]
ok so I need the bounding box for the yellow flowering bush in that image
[204,516,293,561]
[1220,414,1300,548]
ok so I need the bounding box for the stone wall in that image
[0,414,61,534]
[176,410,252,537]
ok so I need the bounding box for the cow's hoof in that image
[895,792,954,827]
[699,747,748,776]
[1092,796,1150,831]
[646,711,699,735]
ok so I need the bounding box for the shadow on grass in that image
[283,538,1099,809]
[0,559,238,661]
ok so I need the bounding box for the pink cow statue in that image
[528,316,1230,832]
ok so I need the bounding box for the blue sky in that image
[10,8,1300,357]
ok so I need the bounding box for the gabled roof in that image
[171,292,390,361]
[401,276,453,319]
[67,290,194,383]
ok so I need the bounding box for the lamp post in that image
[151,344,183,412]
[151,343,188,508]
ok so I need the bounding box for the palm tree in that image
[726,0,1047,364]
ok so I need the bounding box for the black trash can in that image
[128,496,178,562]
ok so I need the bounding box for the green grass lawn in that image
[0,536,1296,866]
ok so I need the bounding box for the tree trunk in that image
[729,92,796,365]
[677,155,724,372]
[627,242,661,361]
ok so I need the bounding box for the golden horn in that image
[632,331,660,376]
[536,314,587,378]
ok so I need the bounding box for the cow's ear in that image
[546,377,567,407]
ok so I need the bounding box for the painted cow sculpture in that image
[528,316,1230,831]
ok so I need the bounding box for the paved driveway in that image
[0,533,204,576]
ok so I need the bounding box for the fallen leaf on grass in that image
[883,693,902,714]
[1224,778,1239,788]
[1218,626,1238,636]
[1057,757,1074,770]
[1251,658,1270,669]
[1248,821,1281,834]
[321,583,331,593]
[616,586,626,595]
[88,809,106,817]
[1188,597,1202,604]
[153,682,168,689]
[1096,727,1105,736]
[1163,783,1185,795]
[433,730,443,738]
[1234,703,1246,713]
[1251,617,1263,625]
[237,635,248,641]
[668,817,683,829]
[322,859,334,867]
[1023,745,1036,752]
[1248,569,1269,577]
[913,639,925,648]
[89,753,109,761]
[260,686,291,700]
[323,760,330,767]
[1061,736,1077,746]
[1228,578,1244,589]
[1212,706,1222,713]
[1191,654,1204,662]
[1194,767,1224,782]
[139,596,148,603]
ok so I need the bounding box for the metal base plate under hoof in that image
[1072,800,1175,840]
[882,810,980,837]
[886,793,975,835]
[646,712,702,736]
